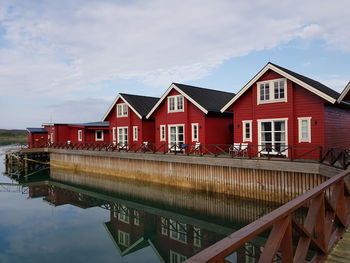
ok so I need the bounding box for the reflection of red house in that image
[104,203,155,256]
[146,83,234,152]
[44,186,103,208]
[102,94,159,146]
[42,122,109,145]
[27,128,48,148]
[221,63,350,159]
[28,185,49,198]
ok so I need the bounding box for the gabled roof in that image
[27,128,48,133]
[102,93,159,120]
[338,82,350,103]
[146,83,235,119]
[221,62,339,112]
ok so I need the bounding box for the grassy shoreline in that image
[0,129,27,146]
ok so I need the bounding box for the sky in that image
[0,0,350,129]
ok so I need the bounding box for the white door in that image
[168,125,184,151]
[259,120,287,154]
[117,127,128,147]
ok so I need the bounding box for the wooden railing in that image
[185,169,350,263]
[28,142,350,169]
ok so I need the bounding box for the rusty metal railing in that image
[185,169,350,263]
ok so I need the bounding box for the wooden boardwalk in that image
[326,227,350,263]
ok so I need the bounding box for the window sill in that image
[257,99,287,105]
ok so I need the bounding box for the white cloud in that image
[0,0,350,128]
[0,0,349,94]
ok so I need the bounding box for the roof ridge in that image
[173,82,235,95]
[119,93,160,99]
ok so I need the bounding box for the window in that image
[161,217,168,235]
[169,219,187,243]
[257,78,287,104]
[168,95,184,113]
[193,227,201,248]
[298,117,311,143]
[112,127,117,141]
[115,204,130,223]
[95,130,104,141]
[242,120,252,142]
[258,119,288,155]
[118,127,128,146]
[78,130,82,142]
[133,126,138,141]
[191,123,199,142]
[168,125,185,151]
[170,250,187,263]
[160,125,166,141]
[134,210,140,226]
[118,230,130,247]
[117,103,128,117]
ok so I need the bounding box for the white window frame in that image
[160,125,166,141]
[118,230,130,247]
[169,219,187,244]
[191,123,199,142]
[242,120,252,142]
[257,118,288,157]
[78,130,82,142]
[168,124,185,151]
[117,103,128,117]
[170,250,187,263]
[133,210,140,226]
[112,127,117,141]
[298,117,312,143]
[95,130,104,141]
[133,126,138,141]
[168,95,184,113]
[117,204,130,224]
[257,78,287,105]
[117,127,128,146]
[193,226,201,248]
[161,217,168,236]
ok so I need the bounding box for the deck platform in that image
[326,227,350,263]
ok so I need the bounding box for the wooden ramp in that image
[326,227,350,263]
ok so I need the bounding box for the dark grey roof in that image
[70,121,109,127]
[173,83,235,112]
[120,93,159,117]
[270,62,340,99]
[27,128,48,133]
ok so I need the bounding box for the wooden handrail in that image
[186,169,350,263]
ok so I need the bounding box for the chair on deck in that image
[229,143,241,156]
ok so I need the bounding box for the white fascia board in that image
[337,81,350,103]
[221,63,336,112]
[146,83,208,119]
[102,94,142,121]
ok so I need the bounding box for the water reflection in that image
[1,147,283,263]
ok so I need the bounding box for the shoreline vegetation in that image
[0,129,27,146]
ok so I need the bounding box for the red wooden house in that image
[146,83,234,152]
[27,128,48,148]
[42,122,109,145]
[221,62,350,159]
[102,93,159,146]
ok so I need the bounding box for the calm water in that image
[0,146,282,263]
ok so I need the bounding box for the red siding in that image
[105,98,154,144]
[230,69,326,158]
[153,89,231,147]
[324,105,350,149]
[153,89,205,146]
[28,132,48,148]
[205,116,233,144]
